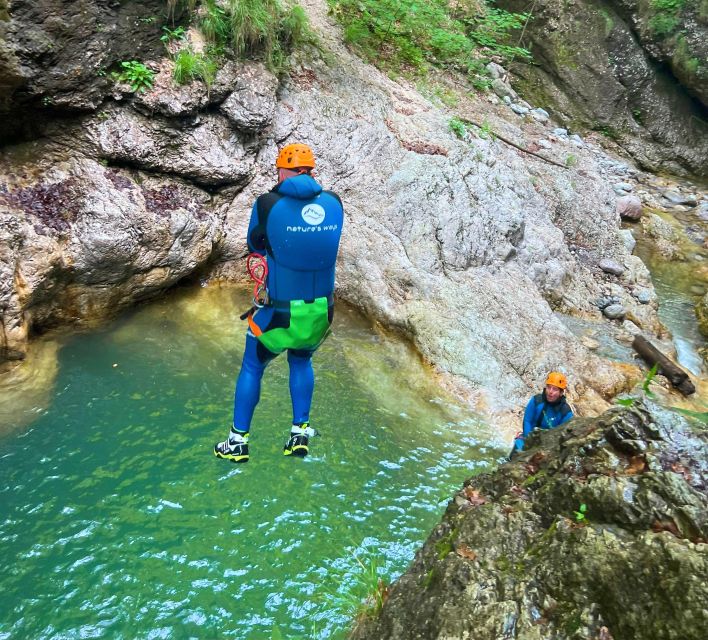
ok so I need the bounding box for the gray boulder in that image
[219,62,278,132]
[662,190,698,206]
[491,78,518,101]
[599,258,625,276]
[485,62,506,80]
[603,304,627,319]
[616,194,643,220]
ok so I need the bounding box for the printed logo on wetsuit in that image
[301,204,326,225]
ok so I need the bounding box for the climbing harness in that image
[239,253,269,321]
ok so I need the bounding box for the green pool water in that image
[0,285,503,639]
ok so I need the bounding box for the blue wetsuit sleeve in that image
[522,398,537,438]
[559,407,574,426]
[247,201,266,253]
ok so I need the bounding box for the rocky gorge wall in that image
[350,399,708,640]
[0,0,684,417]
[497,0,708,177]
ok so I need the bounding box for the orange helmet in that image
[276,143,316,169]
[545,372,568,389]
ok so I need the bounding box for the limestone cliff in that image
[0,0,674,413]
[497,0,708,176]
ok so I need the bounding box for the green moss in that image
[434,526,459,560]
[563,613,584,635]
[552,36,579,70]
[599,8,615,37]
[496,555,511,572]
[674,35,701,76]
[422,567,437,589]
[522,468,547,487]
[435,536,454,560]
[700,0,708,20]
[593,124,621,140]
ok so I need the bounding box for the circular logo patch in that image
[301,203,326,225]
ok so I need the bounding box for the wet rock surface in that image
[352,400,708,640]
[496,0,708,177]
[0,0,169,140]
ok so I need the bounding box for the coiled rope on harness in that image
[239,253,268,321]
[246,253,268,308]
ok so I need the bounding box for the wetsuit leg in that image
[233,333,278,432]
[287,349,315,424]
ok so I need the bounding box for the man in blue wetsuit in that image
[512,372,573,454]
[214,143,344,463]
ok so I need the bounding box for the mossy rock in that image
[351,401,708,640]
[696,292,708,338]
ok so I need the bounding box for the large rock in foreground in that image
[352,400,708,640]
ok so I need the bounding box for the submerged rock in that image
[352,400,708,640]
[662,191,698,207]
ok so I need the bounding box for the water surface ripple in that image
[0,285,503,639]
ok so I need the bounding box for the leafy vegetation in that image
[642,363,659,397]
[327,0,532,88]
[648,0,687,37]
[165,0,316,73]
[161,25,187,43]
[319,549,390,633]
[114,60,155,92]
[449,116,468,139]
[173,48,219,86]
[573,503,588,523]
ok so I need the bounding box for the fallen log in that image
[632,335,695,395]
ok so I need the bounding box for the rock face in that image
[0,0,662,410]
[497,0,708,177]
[0,147,221,358]
[0,0,170,141]
[351,400,708,640]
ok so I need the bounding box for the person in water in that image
[214,143,344,463]
[513,371,573,453]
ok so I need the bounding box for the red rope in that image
[246,253,268,305]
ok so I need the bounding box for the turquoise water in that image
[0,285,502,639]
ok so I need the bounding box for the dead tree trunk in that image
[632,335,695,396]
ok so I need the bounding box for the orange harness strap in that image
[247,312,263,337]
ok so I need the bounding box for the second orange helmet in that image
[545,371,568,389]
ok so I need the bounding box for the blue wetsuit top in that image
[246,174,344,302]
[514,392,573,451]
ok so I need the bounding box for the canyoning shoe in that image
[283,423,318,458]
[214,431,250,463]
